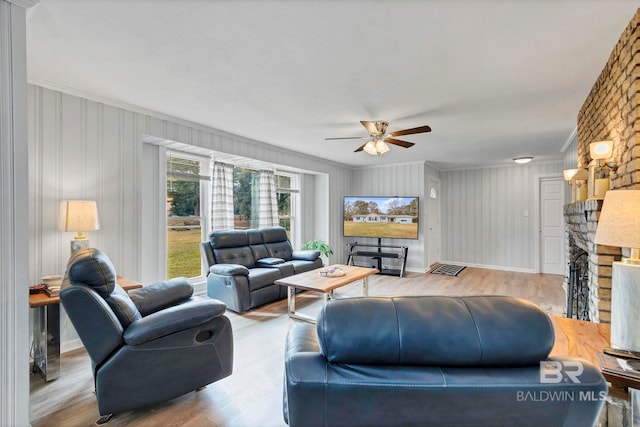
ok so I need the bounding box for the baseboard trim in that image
[61,338,84,354]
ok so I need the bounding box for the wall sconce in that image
[563,169,578,181]
[588,140,613,199]
[589,140,613,165]
[563,169,588,202]
[60,200,100,254]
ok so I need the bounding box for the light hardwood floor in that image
[30,267,565,427]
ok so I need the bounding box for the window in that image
[164,151,300,280]
[232,167,259,230]
[166,152,210,279]
[275,172,299,244]
[231,168,299,243]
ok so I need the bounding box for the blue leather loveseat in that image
[284,295,607,427]
[201,227,322,312]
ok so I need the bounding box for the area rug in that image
[430,264,466,276]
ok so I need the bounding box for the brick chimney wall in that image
[565,9,639,324]
[577,9,640,189]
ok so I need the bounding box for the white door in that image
[540,177,564,275]
[427,176,441,268]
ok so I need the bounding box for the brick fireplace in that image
[563,10,640,324]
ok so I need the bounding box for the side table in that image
[550,315,640,426]
[29,276,142,381]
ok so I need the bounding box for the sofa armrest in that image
[123,298,227,346]
[291,250,320,261]
[210,263,250,276]
[128,278,194,316]
[256,257,285,267]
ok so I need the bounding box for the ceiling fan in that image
[325,120,431,155]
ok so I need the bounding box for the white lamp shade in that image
[594,190,640,249]
[61,200,100,234]
[589,140,613,160]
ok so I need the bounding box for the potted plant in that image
[302,239,333,265]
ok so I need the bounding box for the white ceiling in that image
[25,1,639,169]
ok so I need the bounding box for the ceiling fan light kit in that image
[326,120,431,155]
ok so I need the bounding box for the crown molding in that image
[7,0,38,8]
[560,127,578,153]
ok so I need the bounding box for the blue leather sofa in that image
[284,295,607,427]
[201,227,322,312]
[60,248,233,424]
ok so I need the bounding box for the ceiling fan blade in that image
[360,120,388,135]
[354,142,367,152]
[384,137,415,148]
[325,136,368,140]
[390,125,432,137]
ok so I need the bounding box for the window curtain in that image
[257,170,279,228]
[211,162,234,230]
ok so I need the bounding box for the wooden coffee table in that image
[275,264,379,323]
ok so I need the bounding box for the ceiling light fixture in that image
[513,156,534,164]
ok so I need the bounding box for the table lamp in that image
[594,190,640,353]
[595,190,640,265]
[61,200,100,254]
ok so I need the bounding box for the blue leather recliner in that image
[60,248,233,424]
[284,295,607,427]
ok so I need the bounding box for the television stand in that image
[347,239,408,278]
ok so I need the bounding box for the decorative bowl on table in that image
[320,267,345,277]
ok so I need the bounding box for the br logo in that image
[540,361,584,384]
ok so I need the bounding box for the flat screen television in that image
[343,196,419,240]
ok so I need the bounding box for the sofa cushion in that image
[316,295,554,367]
[260,226,289,243]
[265,241,293,260]
[209,229,249,249]
[247,229,263,245]
[105,285,143,328]
[213,246,256,268]
[248,268,283,292]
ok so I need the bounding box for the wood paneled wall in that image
[440,161,563,272]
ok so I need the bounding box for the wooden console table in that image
[30,276,142,381]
